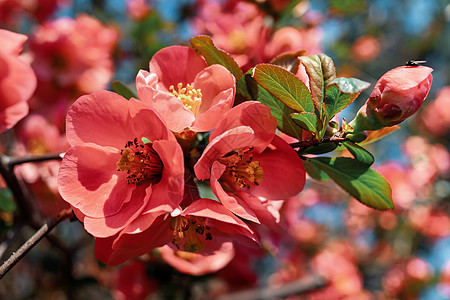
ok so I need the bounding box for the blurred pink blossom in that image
[0,29,36,133]
[419,86,450,136]
[126,0,151,21]
[29,14,118,110]
[351,35,381,62]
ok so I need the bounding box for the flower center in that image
[219,147,264,189]
[171,216,212,252]
[168,83,202,116]
[27,138,49,155]
[229,30,247,54]
[116,137,163,185]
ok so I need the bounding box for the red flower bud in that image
[350,65,433,132]
[366,65,433,126]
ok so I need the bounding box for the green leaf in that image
[307,157,394,210]
[253,64,315,113]
[245,74,303,140]
[299,54,336,116]
[112,81,137,100]
[190,35,243,80]
[323,77,370,122]
[291,112,323,134]
[300,142,338,155]
[342,141,374,165]
[0,189,16,213]
[302,158,330,181]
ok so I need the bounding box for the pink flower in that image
[352,65,433,131]
[0,29,37,133]
[311,242,364,297]
[0,0,68,26]
[126,0,151,21]
[95,198,259,266]
[136,45,236,133]
[419,86,450,136]
[29,14,118,107]
[14,114,69,217]
[351,35,381,62]
[264,26,323,61]
[194,102,306,225]
[192,1,268,70]
[58,90,184,242]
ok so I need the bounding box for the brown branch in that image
[217,274,328,300]
[5,152,63,167]
[0,209,75,279]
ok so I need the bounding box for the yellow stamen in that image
[116,137,163,185]
[219,147,264,189]
[168,83,202,116]
[27,138,48,156]
[171,216,212,252]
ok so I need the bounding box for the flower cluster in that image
[57,45,305,266]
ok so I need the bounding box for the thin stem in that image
[217,274,328,300]
[0,154,41,224]
[0,209,75,279]
[5,152,63,167]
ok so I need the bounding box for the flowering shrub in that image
[0,1,448,299]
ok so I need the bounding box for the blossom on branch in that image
[194,102,306,226]
[58,90,184,254]
[95,198,259,266]
[136,45,236,134]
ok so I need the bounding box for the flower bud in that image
[351,65,433,132]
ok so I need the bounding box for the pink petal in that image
[95,235,116,264]
[209,101,276,146]
[208,161,259,223]
[250,135,305,199]
[190,88,234,132]
[0,29,27,56]
[149,46,207,89]
[183,198,260,246]
[0,101,29,133]
[194,65,236,113]
[236,191,284,229]
[107,216,174,266]
[136,70,195,132]
[194,126,257,179]
[58,144,133,218]
[0,53,36,108]
[83,185,151,238]
[158,242,235,276]
[66,91,135,147]
[127,98,175,141]
[189,65,235,132]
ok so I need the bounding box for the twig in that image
[0,209,75,279]
[216,274,328,300]
[0,154,41,224]
[4,152,63,167]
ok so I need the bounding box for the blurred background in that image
[0,0,449,299]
